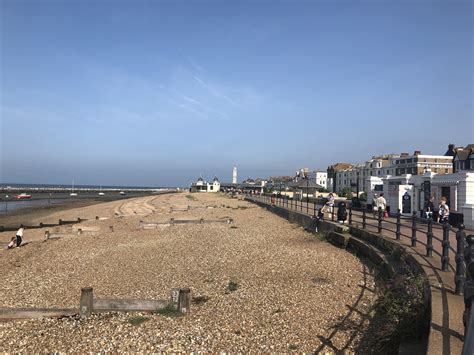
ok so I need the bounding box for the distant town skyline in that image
[1,0,472,187]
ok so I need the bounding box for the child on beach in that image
[6,226,24,249]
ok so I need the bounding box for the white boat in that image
[70,180,78,196]
[98,192,105,196]
[119,191,127,195]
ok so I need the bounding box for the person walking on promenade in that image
[437,197,450,223]
[424,198,434,219]
[375,193,387,219]
[372,193,378,218]
[324,193,335,217]
[6,226,24,249]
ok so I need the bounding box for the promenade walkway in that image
[246,195,471,355]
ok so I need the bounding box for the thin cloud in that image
[192,75,240,107]
[187,57,205,73]
[182,95,230,120]
[155,83,229,121]
[178,104,209,120]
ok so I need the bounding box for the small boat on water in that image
[98,192,105,196]
[16,193,32,199]
[70,180,78,196]
[119,191,127,195]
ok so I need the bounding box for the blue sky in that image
[0,0,472,187]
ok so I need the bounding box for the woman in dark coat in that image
[337,201,348,224]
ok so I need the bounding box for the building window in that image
[210,186,213,190]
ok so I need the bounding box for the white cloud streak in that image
[192,75,240,107]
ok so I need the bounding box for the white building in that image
[308,171,328,190]
[190,176,221,193]
[381,171,474,229]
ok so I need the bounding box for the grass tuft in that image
[227,280,239,292]
[155,304,183,317]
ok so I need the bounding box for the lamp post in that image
[306,176,309,204]
[356,171,360,198]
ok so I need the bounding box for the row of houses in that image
[323,144,473,228]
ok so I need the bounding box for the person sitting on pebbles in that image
[6,226,24,249]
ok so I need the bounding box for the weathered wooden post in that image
[200,218,204,224]
[178,288,191,314]
[77,228,83,235]
[396,209,401,241]
[77,218,81,223]
[95,216,99,220]
[362,210,366,229]
[455,224,466,295]
[442,220,450,271]
[39,222,44,227]
[80,287,93,317]
[109,225,114,232]
[170,218,175,226]
[411,212,417,247]
[378,207,383,234]
[426,216,433,257]
[44,231,50,240]
[349,207,352,225]
[58,219,63,225]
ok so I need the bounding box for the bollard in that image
[396,209,401,240]
[362,210,366,229]
[95,216,99,220]
[455,224,466,295]
[411,212,417,247]
[349,207,352,225]
[109,225,114,232]
[200,218,204,224]
[170,218,175,226]
[378,207,382,234]
[58,219,63,225]
[44,231,50,240]
[441,220,450,271]
[426,216,433,257]
[77,228,83,235]
[77,218,81,223]
[39,222,44,227]
[80,287,93,317]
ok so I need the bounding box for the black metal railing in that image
[463,234,474,355]
[246,193,468,286]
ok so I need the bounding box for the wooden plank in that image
[93,298,170,312]
[0,308,77,321]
